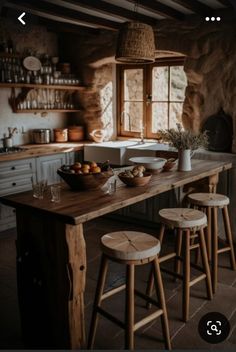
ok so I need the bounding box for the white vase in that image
[178,149,192,171]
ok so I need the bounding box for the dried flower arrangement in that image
[159,124,208,150]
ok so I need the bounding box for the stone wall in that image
[61,12,236,150]
[154,15,236,153]
[77,64,114,140]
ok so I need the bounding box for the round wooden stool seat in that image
[101,231,160,261]
[188,193,229,207]
[159,208,207,229]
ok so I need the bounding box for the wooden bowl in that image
[118,172,152,187]
[57,168,114,191]
[162,158,177,172]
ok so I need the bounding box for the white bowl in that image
[129,157,167,170]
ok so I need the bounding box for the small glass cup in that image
[101,177,116,195]
[50,185,61,203]
[32,180,47,199]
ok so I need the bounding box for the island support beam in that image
[15,210,87,349]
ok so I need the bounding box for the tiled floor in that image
[0,217,236,350]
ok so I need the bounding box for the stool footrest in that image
[189,273,206,287]
[97,307,125,329]
[134,309,164,332]
[134,289,160,307]
[161,267,183,279]
[101,284,126,301]
[159,252,178,263]
[217,246,231,254]
[190,243,200,250]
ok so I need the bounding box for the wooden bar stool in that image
[187,193,236,293]
[146,208,213,322]
[87,231,171,350]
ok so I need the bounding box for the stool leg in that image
[212,207,218,294]
[146,224,165,306]
[222,206,236,270]
[183,229,190,322]
[88,255,108,349]
[199,228,213,300]
[153,258,171,350]
[125,264,135,350]
[175,229,183,277]
[206,207,212,260]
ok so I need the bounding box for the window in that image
[117,59,187,139]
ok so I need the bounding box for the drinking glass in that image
[32,180,47,199]
[50,185,61,203]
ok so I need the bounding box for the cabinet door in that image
[0,203,16,232]
[36,154,66,185]
[0,158,36,233]
[65,151,83,165]
[124,199,153,222]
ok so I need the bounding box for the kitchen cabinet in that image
[36,153,66,185]
[0,158,36,232]
[0,151,84,232]
[65,150,83,165]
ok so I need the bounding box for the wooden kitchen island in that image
[0,159,232,349]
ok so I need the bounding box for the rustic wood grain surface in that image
[0,160,231,225]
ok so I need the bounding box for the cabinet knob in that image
[12,182,16,186]
[11,166,16,170]
[17,257,22,263]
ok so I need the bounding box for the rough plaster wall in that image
[0,19,69,146]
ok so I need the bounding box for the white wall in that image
[0,88,68,145]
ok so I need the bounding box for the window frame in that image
[117,57,186,139]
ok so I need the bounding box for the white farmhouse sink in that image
[84,141,174,165]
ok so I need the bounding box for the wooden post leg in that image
[212,207,218,294]
[146,224,165,308]
[88,254,109,349]
[153,258,171,350]
[65,223,87,349]
[125,264,135,350]
[208,173,219,193]
[199,228,213,300]
[222,206,236,270]
[175,229,183,277]
[206,207,212,260]
[183,230,190,322]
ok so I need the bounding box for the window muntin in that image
[118,59,187,138]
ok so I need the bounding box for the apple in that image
[90,161,97,168]
[91,166,101,173]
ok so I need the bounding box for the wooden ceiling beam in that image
[42,0,157,26]
[4,0,120,30]
[126,0,185,20]
[172,0,213,15]
[39,18,100,35]
[217,0,234,7]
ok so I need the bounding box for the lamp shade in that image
[115,22,155,63]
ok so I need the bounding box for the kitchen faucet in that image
[139,122,145,144]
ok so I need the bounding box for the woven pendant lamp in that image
[115,21,155,63]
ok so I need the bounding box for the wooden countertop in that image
[0,142,92,162]
[0,159,231,225]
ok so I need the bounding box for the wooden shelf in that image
[0,53,21,58]
[0,82,85,91]
[14,109,81,113]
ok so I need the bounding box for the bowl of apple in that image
[57,161,113,191]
